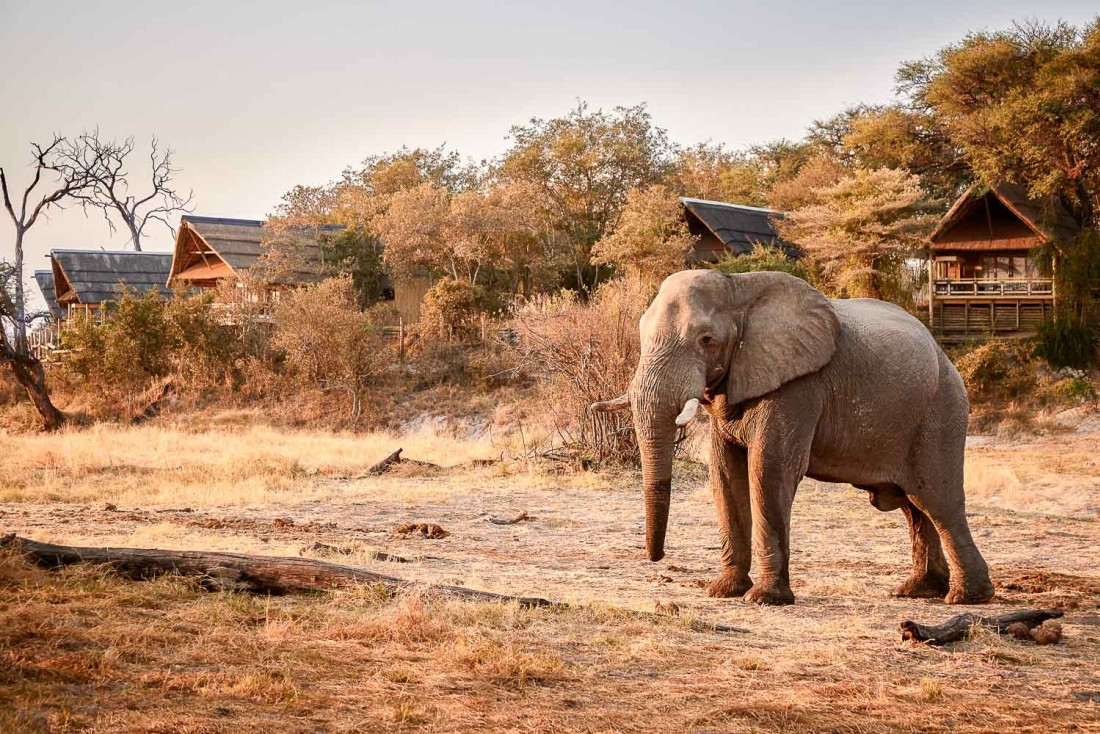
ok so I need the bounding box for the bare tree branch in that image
[65,132,193,251]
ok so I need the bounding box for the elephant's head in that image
[590,270,840,562]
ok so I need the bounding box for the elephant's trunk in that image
[639,434,675,561]
[630,349,707,563]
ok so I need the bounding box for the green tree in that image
[590,185,694,282]
[775,167,941,303]
[710,245,809,281]
[497,102,675,289]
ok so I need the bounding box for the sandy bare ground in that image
[1,419,1099,732]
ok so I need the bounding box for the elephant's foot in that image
[893,571,950,599]
[944,575,995,605]
[743,581,795,606]
[705,569,753,598]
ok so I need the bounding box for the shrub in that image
[59,288,241,416]
[1035,316,1094,369]
[512,275,656,466]
[1037,376,1095,408]
[271,276,390,425]
[710,245,809,281]
[953,341,1036,401]
[418,278,500,342]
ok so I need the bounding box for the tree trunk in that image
[2,343,65,431]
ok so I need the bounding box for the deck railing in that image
[932,279,1053,297]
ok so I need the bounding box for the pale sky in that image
[3,1,1097,310]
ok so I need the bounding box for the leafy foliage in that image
[1035,316,1095,369]
[418,278,500,341]
[710,245,808,280]
[271,276,390,425]
[775,168,940,302]
[590,185,694,282]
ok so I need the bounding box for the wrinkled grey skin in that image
[592,270,994,606]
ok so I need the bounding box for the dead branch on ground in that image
[900,608,1064,646]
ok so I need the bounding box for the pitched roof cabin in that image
[168,215,343,289]
[927,183,1078,338]
[50,250,173,315]
[33,270,63,320]
[680,197,796,262]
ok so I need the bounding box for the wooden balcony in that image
[932,278,1053,298]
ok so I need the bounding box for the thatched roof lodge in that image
[680,197,796,262]
[927,182,1079,338]
[33,270,63,320]
[167,215,342,290]
[49,250,173,315]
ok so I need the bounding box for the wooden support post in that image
[398,316,405,365]
[927,253,934,328]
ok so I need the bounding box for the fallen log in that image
[487,511,529,525]
[900,608,1064,646]
[0,533,749,634]
[0,533,550,605]
[368,448,404,475]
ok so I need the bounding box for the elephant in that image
[590,269,994,606]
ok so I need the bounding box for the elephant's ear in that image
[725,272,840,406]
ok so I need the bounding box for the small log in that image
[0,534,749,635]
[368,448,404,475]
[900,608,1064,646]
[487,511,529,525]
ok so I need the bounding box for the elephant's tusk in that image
[674,398,700,426]
[588,394,630,414]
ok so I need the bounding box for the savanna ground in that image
[1,409,1099,733]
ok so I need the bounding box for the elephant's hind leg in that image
[893,500,950,599]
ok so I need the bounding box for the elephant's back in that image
[820,299,942,436]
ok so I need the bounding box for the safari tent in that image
[927,183,1078,337]
[33,269,63,320]
[49,250,173,316]
[680,197,797,263]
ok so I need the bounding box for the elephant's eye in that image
[700,335,715,347]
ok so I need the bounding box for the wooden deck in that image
[929,277,1055,341]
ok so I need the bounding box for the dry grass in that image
[1,418,1099,732]
[0,417,502,507]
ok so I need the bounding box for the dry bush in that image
[511,275,656,465]
[271,276,392,426]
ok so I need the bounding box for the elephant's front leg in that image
[706,437,753,598]
[742,446,804,606]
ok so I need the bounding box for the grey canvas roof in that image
[33,269,63,319]
[175,215,344,284]
[680,197,798,257]
[51,250,173,305]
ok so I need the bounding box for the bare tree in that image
[0,135,100,429]
[69,132,192,251]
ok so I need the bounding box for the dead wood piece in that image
[368,448,404,475]
[299,541,352,557]
[367,449,441,476]
[487,511,529,525]
[394,523,449,539]
[0,533,749,635]
[0,533,549,606]
[900,608,1064,646]
[131,378,176,425]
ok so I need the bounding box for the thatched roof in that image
[50,250,173,306]
[33,270,63,319]
[169,215,344,287]
[930,182,1080,252]
[680,198,798,258]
